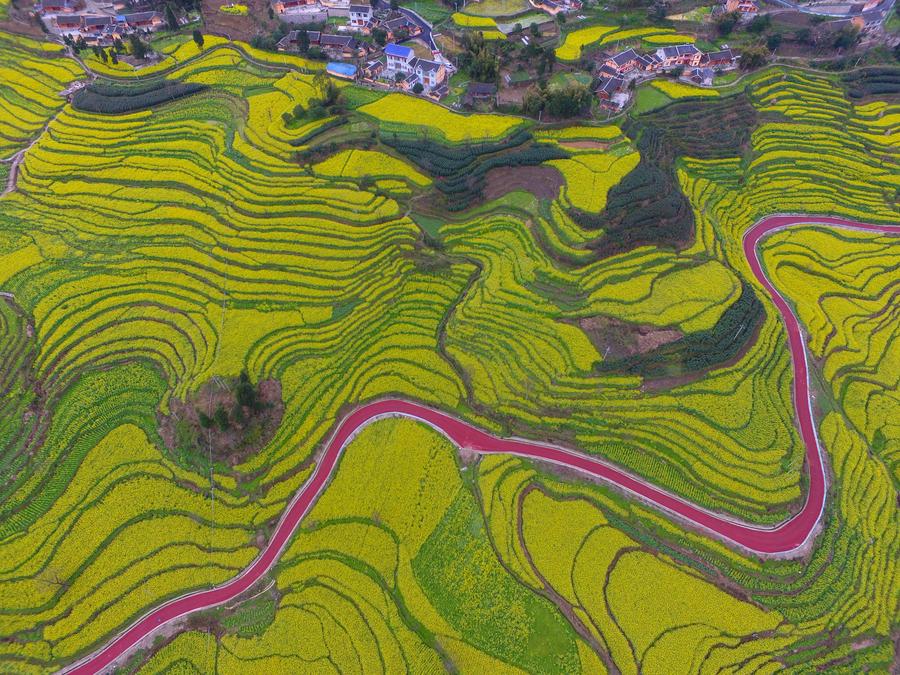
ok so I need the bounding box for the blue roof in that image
[384,43,413,59]
[326,62,358,79]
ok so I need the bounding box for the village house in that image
[724,0,759,13]
[464,82,497,107]
[273,0,315,14]
[860,6,888,30]
[34,0,84,13]
[348,3,372,29]
[701,48,737,67]
[533,0,580,12]
[277,29,317,51]
[597,63,618,79]
[635,52,661,72]
[384,42,415,74]
[381,43,446,95]
[80,15,116,36]
[412,57,445,92]
[119,11,163,30]
[604,48,641,75]
[319,34,366,59]
[55,12,83,30]
[382,15,420,40]
[361,58,384,80]
[594,75,623,100]
[655,44,703,68]
[686,67,715,85]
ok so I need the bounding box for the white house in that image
[349,3,372,28]
[384,42,415,74]
[411,57,445,92]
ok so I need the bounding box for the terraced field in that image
[0,30,897,674]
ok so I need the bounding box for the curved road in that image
[62,215,899,675]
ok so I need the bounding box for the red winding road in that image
[62,216,899,675]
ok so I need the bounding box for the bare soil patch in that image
[158,372,283,468]
[579,316,682,361]
[483,164,564,201]
[201,0,279,42]
[561,140,610,150]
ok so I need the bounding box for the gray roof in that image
[704,48,734,61]
[82,15,114,26]
[349,3,370,11]
[468,82,497,95]
[661,44,700,58]
[609,48,639,66]
[120,11,160,22]
[595,76,623,94]
[320,34,356,47]
[411,57,441,72]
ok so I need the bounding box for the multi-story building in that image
[384,42,415,74]
[604,48,641,75]
[655,44,703,68]
[348,3,372,28]
[411,57,445,92]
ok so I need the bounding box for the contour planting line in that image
[58,214,900,675]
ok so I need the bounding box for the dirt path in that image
[1,112,62,198]
[59,215,900,675]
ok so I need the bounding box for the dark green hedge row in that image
[596,281,764,378]
[842,67,900,99]
[72,79,208,114]
[383,130,567,210]
[572,94,759,257]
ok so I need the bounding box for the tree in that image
[292,102,305,118]
[530,21,541,37]
[129,33,148,59]
[716,11,740,36]
[297,28,310,52]
[459,32,499,81]
[739,45,767,70]
[832,25,860,50]
[766,32,782,51]
[390,0,398,8]
[100,48,108,63]
[544,82,591,118]
[794,27,812,45]
[213,404,229,431]
[192,29,204,48]
[522,85,545,117]
[198,411,213,429]
[165,3,179,31]
[313,69,339,106]
[114,37,124,53]
[412,81,424,93]
[110,49,118,64]
[236,370,259,410]
[372,27,387,46]
[747,13,770,34]
[545,48,556,73]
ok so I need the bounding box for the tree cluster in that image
[458,32,500,82]
[522,82,592,119]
